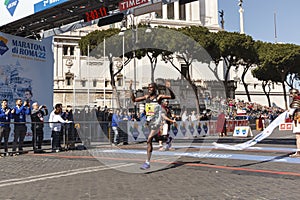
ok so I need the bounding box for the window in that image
[167,3,174,19]
[155,6,162,18]
[63,46,68,55]
[81,80,86,87]
[70,46,75,55]
[181,64,189,78]
[179,3,186,20]
[93,80,97,87]
[118,78,122,87]
[65,72,74,86]
[63,46,75,55]
[66,77,72,86]
[105,80,110,87]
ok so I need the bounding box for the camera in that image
[24,101,29,107]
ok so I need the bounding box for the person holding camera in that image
[30,102,48,153]
[61,105,75,149]
[11,98,31,153]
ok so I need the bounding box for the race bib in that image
[145,103,157,116]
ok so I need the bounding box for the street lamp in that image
[238,0,244,34]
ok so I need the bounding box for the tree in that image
[79,28,133,108]
[214,31,258,99]
[252,64,281,107]
[253,41,300,109]
[160,26,213,113]
[237,35,258,102]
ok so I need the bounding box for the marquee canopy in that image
[0,0,120,38]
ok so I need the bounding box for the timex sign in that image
[119,0,149,11]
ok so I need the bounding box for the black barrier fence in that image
[0,121,119,152]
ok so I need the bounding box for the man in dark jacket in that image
[30,102,48,153]
[11,98,31,153]
[0,99,12,156]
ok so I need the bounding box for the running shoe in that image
[140,162,150,170]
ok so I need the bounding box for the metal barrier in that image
[0,119,250,151]
[0,121,111,151]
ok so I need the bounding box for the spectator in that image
[190,111,198,122]
[11,98,30,154]
[112,109,121,146]
[199,110,210,121]
[0,99,12,156]
[49,103,68,152]
[181,110,189,122]
[30,102,48,153]
[62,105,76,150]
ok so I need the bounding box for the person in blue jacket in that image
[11,98,31,153]
[0,99,12,155]
[112,109,121,145]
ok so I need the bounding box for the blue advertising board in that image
[1,0,70,27]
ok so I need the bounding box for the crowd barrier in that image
[124,119,249,143]
[0,119,249,149]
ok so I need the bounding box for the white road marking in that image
[0,163,134,188]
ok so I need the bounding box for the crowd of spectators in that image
[69,97,285,139]
[180,97,285,129]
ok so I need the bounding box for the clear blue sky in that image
[218,0,300,45]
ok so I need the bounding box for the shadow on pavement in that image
[231,153,292,168]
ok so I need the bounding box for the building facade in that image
[53,0,288,111]
[53,0,222,111]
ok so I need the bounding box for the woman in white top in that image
[49,104,68,152]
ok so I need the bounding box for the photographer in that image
[11,98,31,154]
[30,102,48,153]
[61,105,75,150]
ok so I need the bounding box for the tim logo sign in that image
[4,0,19,16]
[0,36,9,55]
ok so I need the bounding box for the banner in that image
[232,126,253,137]
[0,32,54,141]
[0,0,69,26]
[213,111,288,150]
[126,120,211,142]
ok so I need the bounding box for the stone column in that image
[174,0,179,20]
[162,4,168,19]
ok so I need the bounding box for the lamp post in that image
[238,0,244,34]
[132,20,138,117]
[119,24,126,108]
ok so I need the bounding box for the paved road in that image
[0,129,299,200]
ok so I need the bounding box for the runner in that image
[130,80,175,170]
[289,88,300,158]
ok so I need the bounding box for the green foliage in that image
[253,41,300,83]
[78,28,120,56]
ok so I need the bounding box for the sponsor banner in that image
[0,32,54,142]
[34,0,69,13]
[233,126,253,137]
[119,0,149,11]
[279,123,293,131]
[0,0,70,26]
[125,119,250,143]
[213,111,288,150]
[126,120,211,143]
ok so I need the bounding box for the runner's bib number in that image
[145,103,158,116]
